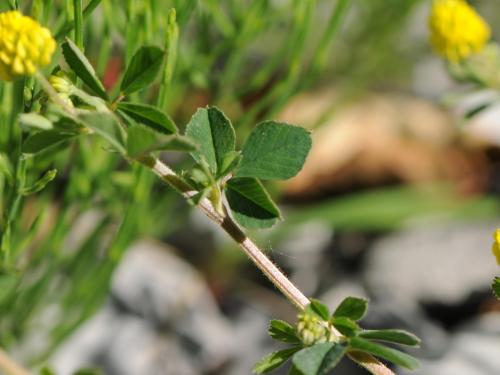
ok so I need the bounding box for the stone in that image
[365,221,500,305]
[51,240,234,375]
[401,313,500,375]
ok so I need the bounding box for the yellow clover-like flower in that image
[0,10,56,81]
[492,229,500,266]
[429,0,491,62]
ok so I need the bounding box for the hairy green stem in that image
[142,156,310,308]
[143,156,395,375]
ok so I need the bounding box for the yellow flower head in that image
[0,11,56,81]
[492,229,500,266]
[429,0,491,62]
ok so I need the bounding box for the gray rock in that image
[226,306,275,375]
[51,306,127,374]
[320,279,368,309]
[401,313,500,375]
[365,221,500,305]
[105,315,197,375]
[51,239,234,375]
[277,221,332,296]
[111,240,207,324]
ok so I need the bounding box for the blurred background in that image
[1,0,500,374]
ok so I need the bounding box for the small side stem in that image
[7,78,25,150]
[0,347,30,375]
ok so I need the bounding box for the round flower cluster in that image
[429,0,491,62]
[296,311,329,346]
[492,229,500,266]
[49,71,74,108]
[0,11,56,81]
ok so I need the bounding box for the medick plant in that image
[429,0,500,299]
[0,5,422,375]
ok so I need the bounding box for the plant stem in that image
[1,79,25,268]
[144,157,309,308]
[157,9,179,110]
[55,0,101,40]
[0,347,30,375]
[144,157,395,374]
[8,79,25,149]
[73,0,83,50]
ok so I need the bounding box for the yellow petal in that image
[494,229,500,243]
[492,242,500,266]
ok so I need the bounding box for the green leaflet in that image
[185,107,236,176]
[236,121,311,180]
[120,46,164,94]
[61,38,108,99]
[226,177,281,229]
